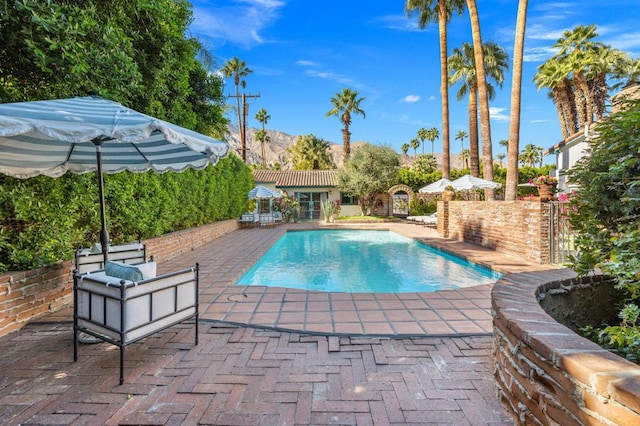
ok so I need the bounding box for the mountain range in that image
[225,127,464,169]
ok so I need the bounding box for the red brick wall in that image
[0,220,238,338]
[438,200,549,263]
[493,269,640,425]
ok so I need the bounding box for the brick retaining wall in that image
[438,200,549,263]
[0,220,238,338]
[492,269,640,425]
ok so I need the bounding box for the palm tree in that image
[326,88,366,164]
[255,108,271,167]
[533,60,576,139]
[519,144,539,167]
[410,138,420,158]
[496,152,506,168]
[466,0,495,199]
[405,0,466,179]
[505,0,527,201]
[449,42,507,178]
[425,127,440,156]
[553,25,600,129]
[461,148,471,169]
[417,127,428,155]
[499,139,509,152]
[221,57,253,162]
[253,129,270,168]
[455,130,468,154]
[401,143,410,157]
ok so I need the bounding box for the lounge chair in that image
[406,214,437,228]
[73,243,199,385]
[238,212,259,228]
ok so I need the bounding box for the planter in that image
[536,183,556,201]
[442,189,455,201]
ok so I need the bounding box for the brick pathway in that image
[0,320,512,425]
[0,222,552,425]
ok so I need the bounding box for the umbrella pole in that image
[93,139,110,264]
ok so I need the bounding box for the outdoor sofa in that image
[73,242,199,384]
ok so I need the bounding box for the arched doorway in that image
[388,184,415,218]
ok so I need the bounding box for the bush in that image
[568,99,640,362]
[0,155,253,272]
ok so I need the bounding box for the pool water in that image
[236,230,503,293]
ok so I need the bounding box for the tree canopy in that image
[0,0,226,136]
[288,134,335,170]
[338,144,399,215]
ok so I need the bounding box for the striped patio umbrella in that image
[0,96,230,261]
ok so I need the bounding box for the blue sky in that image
[188,0,640,161]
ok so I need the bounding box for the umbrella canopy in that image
[449,174,502,191]
[0,96,230,261]
[248,185,281,199]
[418,178,452,193]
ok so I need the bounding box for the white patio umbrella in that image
[0,96,230,262]
[249,185,282,215]
[248,185,281,199]
[449,174,502,191]
[418,178,452,193]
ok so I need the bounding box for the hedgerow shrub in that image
[0,155,252,272]
[567,99,640,363]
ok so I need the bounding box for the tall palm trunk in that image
[505,0,527,201]
[466,0,494,199]
[468,86,480,177]
[438,1,451,179]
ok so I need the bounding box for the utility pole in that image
[228,92,260,162]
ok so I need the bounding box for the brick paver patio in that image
[0,222,554,425]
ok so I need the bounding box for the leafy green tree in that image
[288,134,335,170]
[338,144,399,215]
[326,88,366,164]
[412,154,438,174]
[1,0,227,136]
[567,100,640,361]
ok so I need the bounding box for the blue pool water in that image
[236,230,503,293]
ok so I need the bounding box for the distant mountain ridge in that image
[225,126,463,169]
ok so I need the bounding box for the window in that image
[340,193,357,205]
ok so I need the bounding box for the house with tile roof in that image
[253,170,362,220]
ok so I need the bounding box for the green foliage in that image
[338,144,399,215]
[567,99,640,361]
[1,0,227,137]
[274,195,299,223]
[582,303,640,362]
[409,199,436,216]
[0,156,252,272]
[288,134,335,170]
[412,154,438,174]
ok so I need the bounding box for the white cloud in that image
[189,0,285,48]
[403,95,420,103]
[296,60,320,67]
[490,107,509,122]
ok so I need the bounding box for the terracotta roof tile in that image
[253,170,338,188]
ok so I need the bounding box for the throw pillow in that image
[105,260,144,282]
[135,261,157,280]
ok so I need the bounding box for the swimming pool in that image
[236,230,503,293]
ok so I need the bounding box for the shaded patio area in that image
[0,223,555,424]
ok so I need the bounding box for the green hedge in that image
[0,155,253,272]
